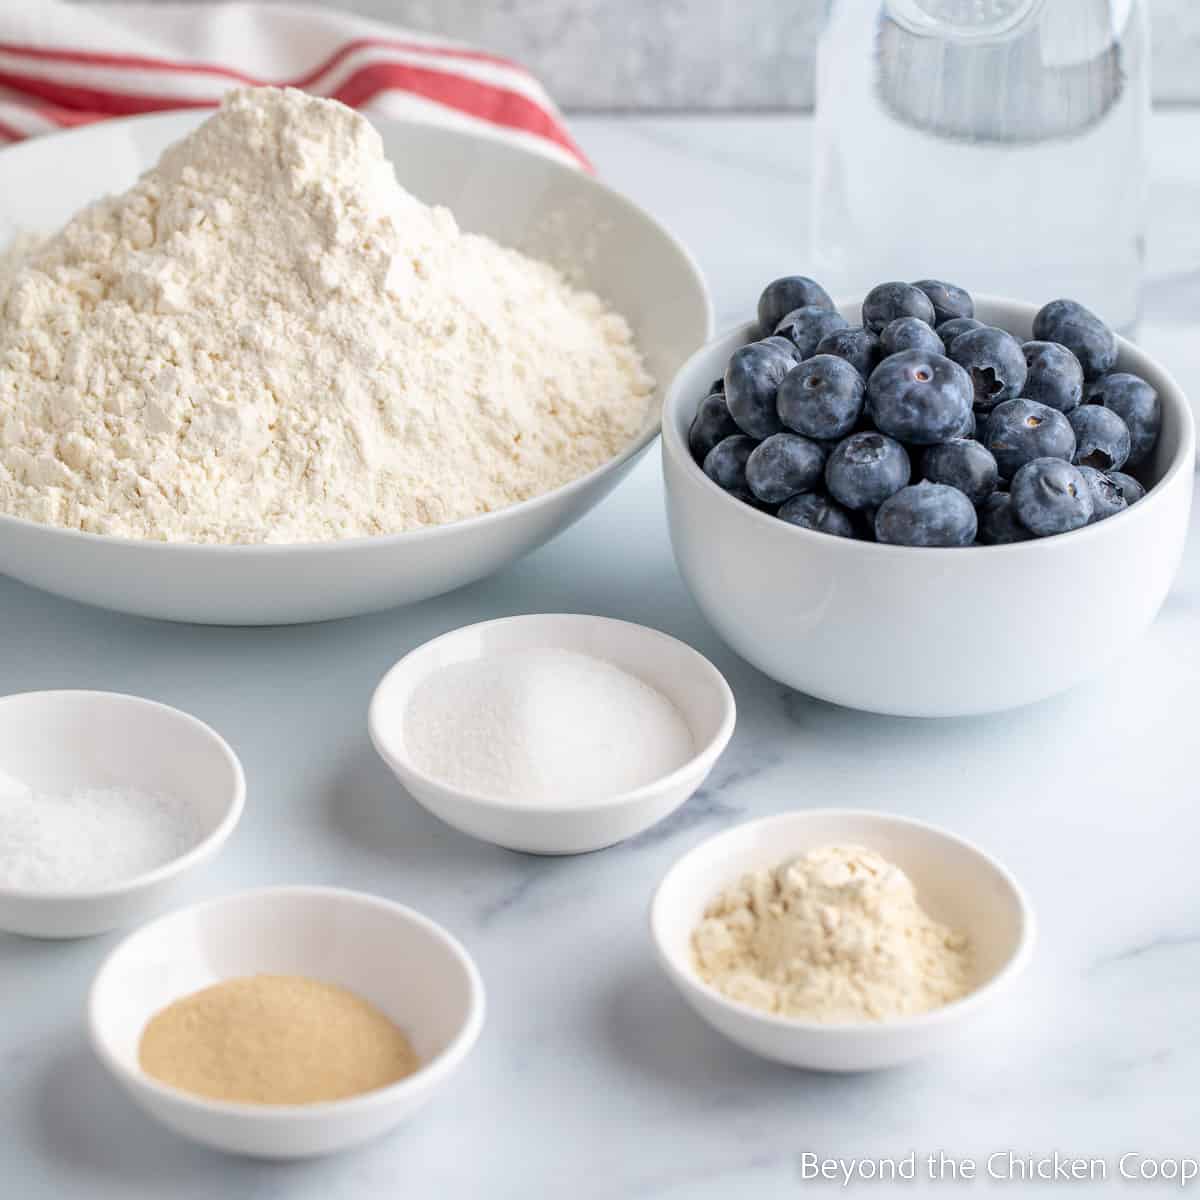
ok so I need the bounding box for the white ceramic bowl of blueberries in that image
[663,279,1195,717]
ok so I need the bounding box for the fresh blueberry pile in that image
[689,278,1162,546]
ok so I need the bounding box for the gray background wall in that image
[92,1,1200,109]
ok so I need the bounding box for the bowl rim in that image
[649,807,1037,1036]
[663,297,1195,556]
[0,108,714,556]
[0,689,245,902]
[367,612,737,816]
[86,884,487,1120]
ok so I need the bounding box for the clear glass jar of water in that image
[810,0,1149,331]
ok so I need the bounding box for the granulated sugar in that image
[403,648,694,805]
[0,777,202,890]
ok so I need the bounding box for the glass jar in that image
[810,0,1149,331]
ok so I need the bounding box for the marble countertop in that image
[3,113,1200,1198]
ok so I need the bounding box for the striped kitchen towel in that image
[0,1,588,168]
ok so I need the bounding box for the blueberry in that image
[702,435,758,502]
[984,398,1076,479]
[1032,299,1117,381]
[825,431,911,511]
[777,492,857,538]
[815,326,881,380]
[688,391,741,464]
[1087,372,1161,468]
[1076,465,1128,524]
[977,492,1034,544]
[936,317,985,350]
[881,316,945,358]
[911,280,974,325]
[866,350,973,446]
[1011,457,1094,536]
[875,481,977,547]
[921,438,999,505]
[1021,340,1084,413]
[957,407,977,440]
[1107,470,1146,506]
[777,354,866,441]
[774,306,849,359]
[1068,404,1131,471]
[948,326,1027,413]
[745,433,825,504]
[724,341,792,439]
[758,334,804,362]
[862,281,936,333]
[757,276,834,335]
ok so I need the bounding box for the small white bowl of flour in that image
[651,810,1035,1071]
[0,691,244,937]
[369,615,736,855]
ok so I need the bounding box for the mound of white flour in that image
[693,845,973,1022]
[0,88,653,542]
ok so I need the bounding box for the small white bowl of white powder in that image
[0,691,244,938]
[369,615,736,855]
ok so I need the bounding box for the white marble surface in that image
[2,112,1200,1197]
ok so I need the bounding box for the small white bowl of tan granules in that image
[650,810,1034,1072]
[88,886,485,1158]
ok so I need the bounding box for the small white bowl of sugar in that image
[369,614,736,855]
[0,690,245,938]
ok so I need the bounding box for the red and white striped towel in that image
[0,1,589,169]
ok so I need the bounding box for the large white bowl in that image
[663,297,1195,716]
[0,690,244,938]
[369,614,736,855]
[88,886,485,1159]
[651,810,1035,1072]
[0,112,711,625]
